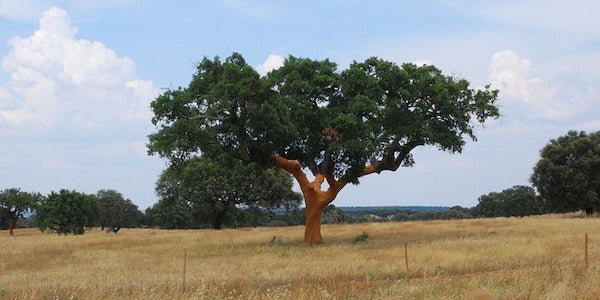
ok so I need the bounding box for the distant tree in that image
[0,210,6,230]
[155,155,302,229]
[411,210,440,221]
[322,205,352,224]
[440,206,472,219]
[36,190,99,235]
[16,214,37,228]
[531,130,600,215]
[234,206,271,227]
[147,53,499,242]
[0,188,41,236]
[97,189,142,233]
[144,199,194,229]
[272,207,305,226]
[391,212,411,222]
[449,205,471,214]
[473,186,541,217]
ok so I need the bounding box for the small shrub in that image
[353,231,370,244]
[269,236,283,245]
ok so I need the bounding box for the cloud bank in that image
[255,54,284,77]
[489,50,597,120]
[0,7,161,207]
[0,7,157,133]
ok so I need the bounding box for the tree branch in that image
[319,149,334,175]
[362,140,424,176]
[323,174,347,205]
[363,164,377,176]
[315,174,325,186]
[272,154,310,189]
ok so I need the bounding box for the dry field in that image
[1,215,599,299]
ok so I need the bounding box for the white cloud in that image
[255,54,284,77]
[412,59,432,67]
[489,50,582,120]
[125,79,157,122]
[490,50,550,102]
[0,7,162,208]
[0,7,158,131]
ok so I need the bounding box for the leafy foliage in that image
[144,198,194,229]
[0,210,6,230]
[97,189,142,233]
[152,155,302,229]
[148,53,499,184]
[472,186,541,217]
[352,231,370,244]
[0,188,41,233]
[322,204,352,224]
[531,130,600,214]
[36,190,99,235]
[147,53,499,242]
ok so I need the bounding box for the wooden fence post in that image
[183,248,188,293]
[404,240,409,282]
[584,234,588,271]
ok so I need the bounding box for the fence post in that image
[183,248,188,293]
[584,234,588,271]
[404,240,409,282]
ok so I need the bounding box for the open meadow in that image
[1,215,599,299]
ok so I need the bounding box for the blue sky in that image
[1,1,599,209]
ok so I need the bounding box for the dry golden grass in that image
[1,215,599,299]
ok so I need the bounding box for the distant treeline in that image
[0,185,568,233]
[3,204,470,230]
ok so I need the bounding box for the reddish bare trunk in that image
[273,155,347,243]
[303,197,326,243]
[8,214,14,236]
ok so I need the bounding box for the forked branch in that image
[324,174,346,203]
[366,140,424,175]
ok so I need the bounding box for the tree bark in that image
[8,213,14,236]
[213,210,225,230]
[304,197,325,242]
[273,155,347,243]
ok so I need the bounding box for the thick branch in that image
[368,140,424,174]
[315,174,325,186]
[272,154,310,188]
[390,140,423,170]
[319,149,334,175]
[324,174,347,204]
[363,164,377,176]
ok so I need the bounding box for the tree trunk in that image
[273,155,348,243]
[213,210,225,230]
[304,199,326,243]
[8,214,14,236]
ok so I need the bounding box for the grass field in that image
[1,215,599,299]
